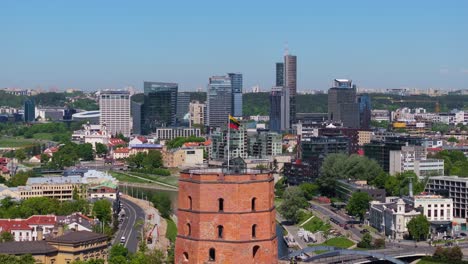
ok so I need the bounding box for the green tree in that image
[278,186,308,223]
[109,244,129,259]
[357,232,372,249]
[299,183,319,200]
[40,153,50,164]
[15,149,26,162]
[447,136,459,143]
[95,143,108,157]
[275,177,287,198]
[151,193,172,219]
[93,199,112,224]
[77,143,94,161]
[142,150,163,170]
[0,231,14,242]
[407,214,430,241]
[346,192,371,220]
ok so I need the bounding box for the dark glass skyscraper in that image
[276,62,284,87]
[24,98,35,122]
[142,82,178,134]
[358,94,371,129]
[327,79,360,128]
[176,92,191,126]
[269,86,290,133]
[228,73,243,117]
[284,54,297,126]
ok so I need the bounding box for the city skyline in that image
[1,1,468,91]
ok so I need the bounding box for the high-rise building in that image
[269,86,290,132]
[284,54,297,126]
[142,82,178,134]
[210,127,248,160]
[207,76,232,129]
[189,101,206,127]
[228,73,243,117]
[175,168,278,263]
[327,79,360,128]
[358,94,372,129]
[131,100,143,135]
[24,98,35,122]
[99,90,131,137]
[275,62,284,87]
[176,92,191,126]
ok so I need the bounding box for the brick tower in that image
[175,166,278,264]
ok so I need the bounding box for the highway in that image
[112,197,146,253]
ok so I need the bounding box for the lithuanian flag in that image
[229,115,240,130]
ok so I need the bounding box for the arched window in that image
[252,224,257,238]
[186,223,191,236]
[188,196,192,210]
[218,198,224,211]
[183,252,189,261]
[209,248,216,261]
[251,197,256,211]
[253,245,260,258]
[217,225,224,239]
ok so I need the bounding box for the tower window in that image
[183,252,189,262]
[218,198,224,211]
[252,224,257,238]
[251,197,256,211]
[217,225,224,239]
[209,248,216,261]
[186,223,191,236]
[188,196,192,210]
[253,245,260,258]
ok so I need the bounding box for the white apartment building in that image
[426,176,468,223]
[413,195,453,222]
[154,127,201,140]
[189,101,206,127]
[389,145,444,177]
[99,90,131,137]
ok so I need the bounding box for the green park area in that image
[0,136,39,148]
[298,210,330,233]
[320,237,355,249]
[166,218,177,243]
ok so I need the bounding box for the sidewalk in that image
[123,195,170,253]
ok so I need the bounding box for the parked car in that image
[460,232,467,237]
[360,229,369,234]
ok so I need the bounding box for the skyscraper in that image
[276,62,284,87]
[327,79,360,128]
[99,90,131,136]
[284,54,297,126]
[176,92,191,126]
[24,98,35,122]
[358,94,371,129]
[228,73,243,117]
[142,82,178,134]
[269,86,290,133]
[207,76,232,129]
[131,100,143,135]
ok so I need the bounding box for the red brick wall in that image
[175,171,278,264]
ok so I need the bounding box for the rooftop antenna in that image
[284,42,289,56]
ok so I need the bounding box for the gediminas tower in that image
[175,166,278,263]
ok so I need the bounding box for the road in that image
[112,197,146,253]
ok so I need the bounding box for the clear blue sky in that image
[1,0,467,91]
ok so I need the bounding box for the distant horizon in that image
[1,1,467,91]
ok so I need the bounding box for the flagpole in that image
[227,115,230,171]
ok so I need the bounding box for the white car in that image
[120,236,126,244]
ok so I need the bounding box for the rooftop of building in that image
[0,241,58,255]
[428,175,467,181]
[47,231,107,244]
[337,179,380,190]
[183,167,268,175]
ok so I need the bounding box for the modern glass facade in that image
[142,82,178,134]
[328,79,360,128]
[176,92,191,126]
[228,73,243,117]
[276,62,284,87]
[358,94,372,129]
[24,98,35,122]
[207,76,232,129]
[269,86,290,132]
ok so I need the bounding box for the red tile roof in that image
[114,147,129,153]
[26,215,56,226]
[108,138,126,147]
[0,220,32,232]
[136,136,148,143]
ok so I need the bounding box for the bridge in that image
[283,245,433,264]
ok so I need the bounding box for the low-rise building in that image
[154,127,201,140]
[112,147,130,160]
[389,146,444,177]
[163,148,204,168]
[336,180,386,202]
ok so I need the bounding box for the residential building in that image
[0,215,56,241]
[0,231,108,264]
[88,184,118,200]
[175,168,277,263]
[57,213,97,232]
[318,127,360,154]
[371,110,390,122]
[207,76,232,129]
[328,79,360,128]
[210,128,247,160]
[142,82,178,134]
[228,73,243,117]
[154,127,201,140]
[176,92,191,126]
[358,130,373,146]
[389,146,444,176]
[112,147,130,160]
[336,180,386,202]
[248,131,282,159]
[269,86,290,132]
[24,98,35,122]
[189,101,206,127]
[99,90,131,137]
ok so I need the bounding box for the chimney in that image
[409,177,414,198]
[37,226,43,241]
[74,224,78,231]
[57,224,64,236]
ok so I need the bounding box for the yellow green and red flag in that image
[229,115,240,130]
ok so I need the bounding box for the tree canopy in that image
[407,214,430,241]
[278,186,308,223]
[346,192,372,220]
